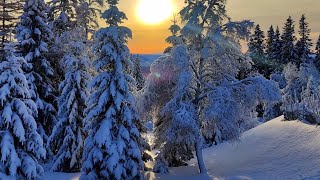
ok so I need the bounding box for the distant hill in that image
[132,54,162,76]
[132,54,162,67]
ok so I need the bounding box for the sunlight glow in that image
[136,0,174,25]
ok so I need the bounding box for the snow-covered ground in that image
[42,116,320,179]
[156,116,320,180]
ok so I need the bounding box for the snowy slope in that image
[158,116,320,179]
[41,116,320,179]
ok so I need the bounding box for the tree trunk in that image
[195,136,207,174]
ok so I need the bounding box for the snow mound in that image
[175,116,320,179]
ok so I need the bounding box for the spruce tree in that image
[272,26,282,61]
[48,41,91,172]
[295,14,312,64]
[48,0,80,76]
[0,43,46,179]
[166,15,183,46]
[76,0,103,36]
[132,55,145,91]
[280,16,296,64]
[81,0,145,179]
[266,25,275,58]
[153,17,198,171]
[248,24,271,77]
[49,0,102,37]
[314,35,320,70]
[16,0,57,153]
[48,0,78,32]
[248,24,265,56]
[260,25,284,75]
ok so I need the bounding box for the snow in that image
[44,172,81,180]
[168,116,320,179]
[41,116,320,179]
[81,1,146,178]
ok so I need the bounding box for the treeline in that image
[248,15,320,77]
[248,15,320,124]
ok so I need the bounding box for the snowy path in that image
[43,116,320,179]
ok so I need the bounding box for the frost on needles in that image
[0,43,46,179]
[48,41,91,172]
[16,0,57,149]
[81,0,145,179]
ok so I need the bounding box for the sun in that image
[136,0,174,25]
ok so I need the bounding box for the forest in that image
[0,0,320,179]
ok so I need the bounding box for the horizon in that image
[100,0,320,54]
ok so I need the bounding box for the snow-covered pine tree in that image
[0,43,46,179]
[47,25,95,163]
[48,0,79,75]
[48,0,78,32]
[281,16,296,64]
[47,0,76,103]
[179,0,281,173]
[75,0,103,36]
[81,0,145,179]
[300,77,320,124]
[154,47,199,170]
[166,15,183,46]
[315,35,320,70]
[49,0,102,36]
[132,55,145,91]
[48,0,99,114]
[48,0,79,81]
[16,0,57,155]
[179,0,257,173]
[266,25,275,58]
[152,152,169,173]
[153,17,200,170]
[138,55,184,170]
[295,14,312,65]
[271,26,282,61]
[248,24,265,56]
[129,57,152,166]
[282,62,320,123]
[47,41,91,172]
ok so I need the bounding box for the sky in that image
[106,0,320,54]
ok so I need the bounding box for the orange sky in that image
[99,0,320,54]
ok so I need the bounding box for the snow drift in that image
[154,116,320,179]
